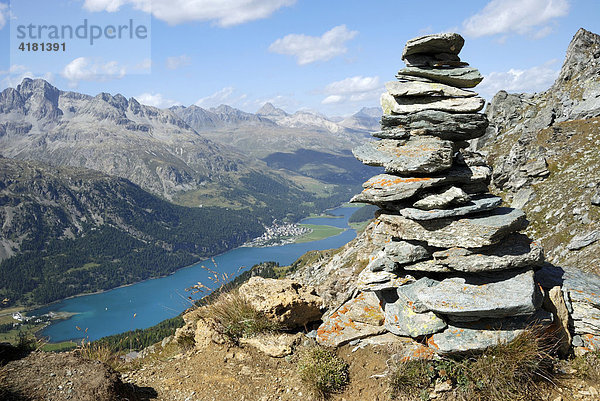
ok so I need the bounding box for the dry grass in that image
[76,341,123,371]
[571,351,600,382]
[389,327,558,401]
[297,346,349,399]
[197,290,281,341]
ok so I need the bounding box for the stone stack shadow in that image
[317,33,549,355]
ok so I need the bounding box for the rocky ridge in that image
[473,28,600,274]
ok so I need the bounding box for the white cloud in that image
[477,61,559,99]
[322,95,343,105]
[0,2,7,30]
[62,57,127,87]
[321,75,382,104]
[195,86,249,108]
[135,58,152,71]
[83,0,295,26]
[269,25,358,65]
[1,65,54,88]
[462,0,569,38]
[135,92,180,108]
[166,55,191,70]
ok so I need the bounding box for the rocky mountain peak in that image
[555,28,600,87]
[256,102,288,118]
[15,78,63,120]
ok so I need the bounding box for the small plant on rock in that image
[197,290,281,341]
[297,346,349,399]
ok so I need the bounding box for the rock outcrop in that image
[314,33,549,355]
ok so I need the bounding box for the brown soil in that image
[0,351,155,401]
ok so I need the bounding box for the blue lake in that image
[32,206,359,343]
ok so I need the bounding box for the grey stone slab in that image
[402,33,465,59]
[427,311,553,355]
[352,137,454,175]
[416,269,539,318]
[403,234,544,273]
[413,186,471,210]
[367,241,430,272]
[377,207,527,248]
[316,292,386,347]
[350,165,491,205]
[385,81,476,98]
[567,230,600,250]
[371,127,410,140]
[381,110,488,141]
[381,93,485,114]
[397,66,483,88]
[397,195,502,220]
[356,269,415,292]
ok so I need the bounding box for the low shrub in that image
[571,351,600,382]
[297,346,349,399]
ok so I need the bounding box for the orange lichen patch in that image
[583,334,600,351]
[366,176,432,188]
[427,336,439,350]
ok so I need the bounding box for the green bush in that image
[297,347,349,399]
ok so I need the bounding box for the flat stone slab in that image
[356,269,415,292]
[397,195,502,220]
[416,269,540,318]
[371,127,410,140]
[404,234,544,273]
[351,165,491,205]
[404,54,468,68]
[377,207,527,248]
[397,66,483,88]
[384,278,447,337]
[385,81,476,98]
[316,292,386,347]
[413,186,471,210]
[381,110,488,141]
[367,241,430,272]
[381,93,485,114]
[402,33,465,59]
[427,311,553,355]
[353,137,454,175]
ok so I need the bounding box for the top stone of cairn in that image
[402,33,465,59]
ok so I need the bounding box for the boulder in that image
[381,110,488,141]
[397,194,502,220]
[416,269,540,319]
[403,234,544,273]
[351,165,491,205]
[385,81,476,98]
[413,186,471,210]
[397,66,483,88]
[352,137,454,175]
[427,311,553,355]
[361,333,436,361]
[240,333,302,358]
[316,292,386,347]
[367,240,430,272]
[381,92,485,114]
[238,277,322,328]
[567,230,600,250]
[402,33,465,59]
[377,207,527,248]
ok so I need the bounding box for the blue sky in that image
[0,0,599,116]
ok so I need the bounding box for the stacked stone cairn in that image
[316,33,550,355]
